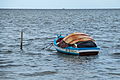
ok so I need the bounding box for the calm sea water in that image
[0,9,120,80]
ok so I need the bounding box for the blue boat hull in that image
[54,37,100,56]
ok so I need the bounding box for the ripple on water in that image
[0,64,22,68]
[110,53,120,59]
[108,72,120,76]
[0,50,13,54]
[112,53,120,56]
[0,71,15,80]
[0,49,13,54]
[0,60,13,64]
[25,52,43,56]
[0,43,4,48]
[19,71,57,77]
[0,59,22,68]
[105,67,117,71]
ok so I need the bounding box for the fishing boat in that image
[54,33,100,56]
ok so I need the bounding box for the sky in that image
[0,0,120,9]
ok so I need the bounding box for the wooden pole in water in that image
[20,31,23,50]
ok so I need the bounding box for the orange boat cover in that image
[63,32,94,44]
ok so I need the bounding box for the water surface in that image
[0,9,120,80]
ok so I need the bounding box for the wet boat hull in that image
[54,38,100,56]
[54,44,99,56]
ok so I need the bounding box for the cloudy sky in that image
[0,0,120,9]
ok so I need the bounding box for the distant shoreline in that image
[0,8,120,10]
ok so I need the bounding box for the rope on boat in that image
[40,33,66,50]
[41,43,53,50]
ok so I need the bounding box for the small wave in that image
[8,44,20,47]
[105,67,117,71]
[108,72,120,76]
[41,37,56,40]
[0,64,22,68]
[110,53,120,59]
[25,52,42,56]
[0,77,14,79]
[44,21,52,25]
[0,50,13,54]
[112,53,120,55]
[0,43,4,48]
[0,60,13,64]
[0,71,15,79]
[115,45,120,48]
[20,71,57,77]
[111,53,120,57]
[101,45,109,48]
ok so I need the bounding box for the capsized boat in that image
[54,33,100,56]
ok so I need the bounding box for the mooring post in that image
[20,30,23,50]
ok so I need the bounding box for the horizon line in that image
[0,8,120,10]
